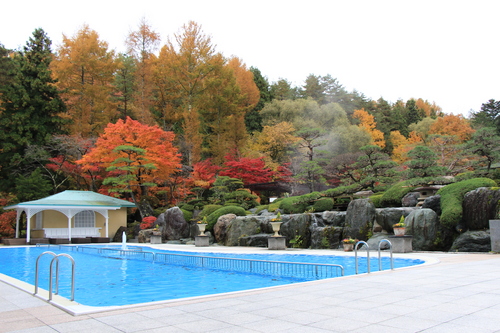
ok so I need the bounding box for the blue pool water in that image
[0,245,424,307]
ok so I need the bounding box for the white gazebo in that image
[5,190,136,243]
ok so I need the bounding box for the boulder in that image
[421,195,441,216]
[462,187,500,230]
[321,211,346,227]
[280,214,311,248]
[160,207,189,241]
[238,234,270,247]
[375,207,418,232]
[402,192,420,207]
[450,230,491,252]
[112,226,127,242]
[405,208,442,251]
[225,216,262,246]
[310,226,343,249]
[213,214,237,243]
[344,199,376,240]
[366,233,391,250]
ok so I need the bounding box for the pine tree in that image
[0,29,67,191]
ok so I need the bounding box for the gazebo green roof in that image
[5,190,136,209]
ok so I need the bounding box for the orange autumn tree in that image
[77,117,181,217]
[428,114,475,142]
[353,109,385,148]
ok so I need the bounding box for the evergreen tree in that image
[405,145,446,180]
[406,99,425,125]
[470,99,500,134]
[0,29,68,191]
[245,67,271,133]
[0,43,14,94]
[467,127,500,173]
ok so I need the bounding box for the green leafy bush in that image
[437,178,497,228]
[313,198,334,212]
[206,205,247,231]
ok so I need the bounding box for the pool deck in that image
[1,244,499,332]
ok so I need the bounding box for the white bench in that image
[43,227,101,239]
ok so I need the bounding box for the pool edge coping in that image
[0,244,440,316]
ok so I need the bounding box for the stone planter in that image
[342,243,354,251]
[197,223,207,236]
[268,236,286,250]
[195,235,209,247]
[150,235,162,244]
[270,222,282,237]
[490,219,500,252]
[393,227,406,236]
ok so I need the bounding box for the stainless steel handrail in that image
[34,251,75,301]
[378,239,393,271]
[49,254,75,301]
[354,241,370,274]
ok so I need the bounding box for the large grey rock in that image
[321,211,346,227]
[462,187,500,230]
[405,208,441,251]
[421,195,441,216]
[225,216,262,246]
[344,199,376,240]
[450,230,491,252]
[366,233,392,250]
[238,234,270,247]
[375,207,418,232]
[280,214,311,248]
[160,207,189,241]
[310,226,343,249]
[213,214,237,243]
[402,192,420,207]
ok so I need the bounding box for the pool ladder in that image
[354,239,393,274]
[34,251,75,301]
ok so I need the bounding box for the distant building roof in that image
[5,190,136,209]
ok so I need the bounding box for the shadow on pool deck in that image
[0,246,499,333]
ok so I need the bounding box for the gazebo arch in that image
[5,191,136,243]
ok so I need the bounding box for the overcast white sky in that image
[2,0,499,116]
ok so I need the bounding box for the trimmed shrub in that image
[322,184,359,198]
[280,196,309,214]
[268,200,281,212]
[180,204,194,212]
[254,205,269,214]
[437,177,497,229]
[180,209,193,223]
[198,205,223,219]
[313,198,334,212]
[380,180,416,207]
[369,194,384,208]
[206,206,247,231]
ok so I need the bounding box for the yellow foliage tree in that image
[353,109,385,148]
[125,17,160,125]
[52,24,119,137]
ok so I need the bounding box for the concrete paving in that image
[1,246,499,332]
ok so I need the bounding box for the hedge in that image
[437,177,497,228]
[206,205,247,231]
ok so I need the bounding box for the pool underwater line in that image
[0,245,428,315]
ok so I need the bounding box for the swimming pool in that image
[0,245,424,308]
